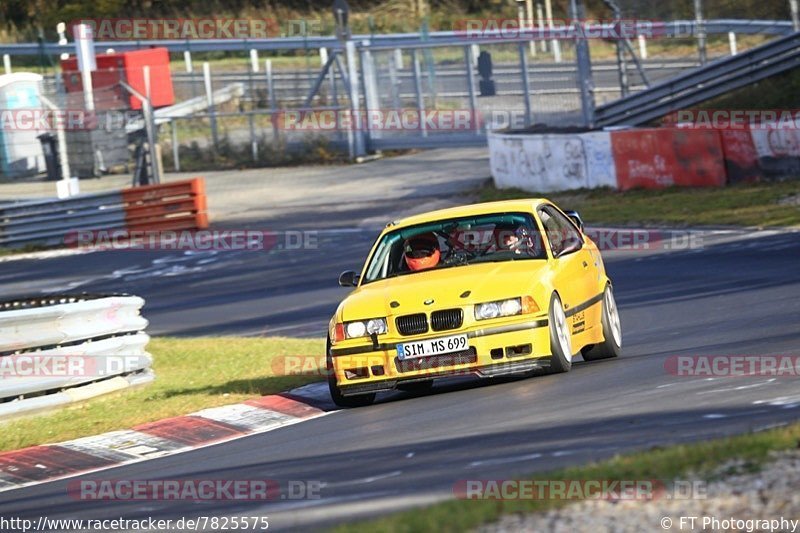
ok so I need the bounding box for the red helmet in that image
[404,233,441,271]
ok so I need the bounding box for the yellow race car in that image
[327,199,622,407]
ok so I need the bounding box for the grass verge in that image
[478,180,800,227]
[335,422,800,532]
[0,336,325,452]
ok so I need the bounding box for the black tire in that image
[326,340,376,408]
[582,284,622,361]
[397,380,434,393]
[547,293,573,373]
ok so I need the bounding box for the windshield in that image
[362,212,546,283]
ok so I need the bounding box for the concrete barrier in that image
[489,127,797,192]
[610,129,725,190]
[489,131,617,192]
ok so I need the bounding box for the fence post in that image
[518,42,532,128]
[694,0,707,65]
[185,45,197,99]
[544,0,561,62]
[420,20,437,108]
[728,32,738,55]
[360,41,381,145]
[570,0,595,128]
[247,50,258,161]
[249,49,259,72]
[171,120,180,172]
[638,34,648,59]
[389,50,401,111]
[2,55,10,74]
[346,40,366,158]
[143,66,161,184]
[203,62,219,151]
[792,0,800,31]
[266,59,279,143]
[411,49,427,138]
[536,0,547,52]
[464,45,480,134]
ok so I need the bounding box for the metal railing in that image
[0,178,207,247]
[595,31,800,127]
[0,20,794,56]
[0,294,152,418]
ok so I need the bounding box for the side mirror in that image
[338,270,360,287]
[564,210,584,232]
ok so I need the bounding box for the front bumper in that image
[330,318,551,396]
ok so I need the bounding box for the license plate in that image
[397,334,469,360]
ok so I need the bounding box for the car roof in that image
[387,199,548,231]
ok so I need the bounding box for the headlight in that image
[345,321,367,338]
[475,301,501,320]
[344,318,387,339]
[366,318,388,335]
[475,297,537,320]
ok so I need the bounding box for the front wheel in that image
[326,342,375,408]
[582,284,622,361]
[547,293,573,373]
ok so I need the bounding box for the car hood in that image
[339,260,550,321]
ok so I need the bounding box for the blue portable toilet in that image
[0,73,46,178]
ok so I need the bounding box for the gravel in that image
[480,451,800,533]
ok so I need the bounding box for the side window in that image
[539,206,582,257]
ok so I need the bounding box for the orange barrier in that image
[610,129,726,190]
[718,130,762,183]
[121,178,208,231]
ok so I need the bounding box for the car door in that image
[538,205,599,343]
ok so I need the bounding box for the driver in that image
[496,224,536,255]
[403,233,441,271]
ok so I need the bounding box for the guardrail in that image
[0,294,152,418]
[0,178,208,247]
[595,31,800,127]
[0,19,793,55]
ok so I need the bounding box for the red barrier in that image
[718,130,762,183]
[121,178,208,232]
[611,129,726,190]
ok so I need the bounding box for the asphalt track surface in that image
[1,193,799,530]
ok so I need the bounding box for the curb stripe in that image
[0,393,333,494]
[0,446,117,482]
[193,404,296,431]
[134,416,247,446]
[245,394,325,418]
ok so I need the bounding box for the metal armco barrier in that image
[0,295,153,417]
[595,31,800,127]
[0,20,793,56]
[0,178,208,247]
